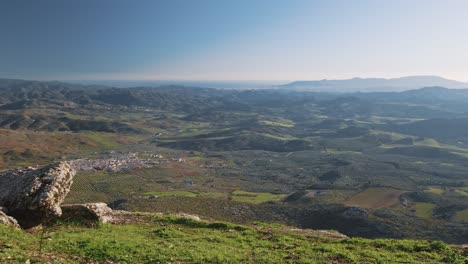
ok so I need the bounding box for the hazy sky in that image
[1,0,468,81]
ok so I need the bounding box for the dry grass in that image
[343,188,405,209]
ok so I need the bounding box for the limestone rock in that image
[173,213,201,221]
[0,162,75,228]
[60,203,113,225]
[0,211,19,228]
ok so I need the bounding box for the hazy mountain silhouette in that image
[280,76,468,92]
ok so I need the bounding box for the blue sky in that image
[1,0,467,81]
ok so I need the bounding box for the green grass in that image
[414,202,435,219]
[369,129,409,140]
[143,190,287,204]
[231,191,286,204]
[144,190,199,198]
[322,149,362,155]
[454,188,468,197]
[451,152,468,158]
[440,162,455,167]
[425,187,445,195]
[344,188,404,209]
[84,133,120,148]
[415,138,440,147]
[82,132,137,149]
[453,209,468,222]
[367,116,424,125]
[144,191,228,199]
[257,133,298,141]
[0,217,464,264]
[260,120,295,128]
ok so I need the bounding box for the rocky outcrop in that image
[0,210,19,228]
[60,203,113,226]
[0,162,75,228]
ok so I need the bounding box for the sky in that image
[1,0,468,82]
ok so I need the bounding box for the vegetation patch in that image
[259,120,295,128]
[414,202,435,219]
[454,187,468,197]
[453,208,468,222]
[323,149,362,155]
[256,132,297,141]
[425,187,445,195]
[83,132,139,149]
[415,138,440,148]
[231,191,287,204]
[144,191,228,199]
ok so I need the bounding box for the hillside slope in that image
[0,213,465,263]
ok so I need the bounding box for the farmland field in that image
[343,188,405,209]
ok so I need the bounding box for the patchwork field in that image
[231,190,287,204]
[425,187,445,195]
[453,209,468,222]
[343,188,405,209]
[414,202,435,219]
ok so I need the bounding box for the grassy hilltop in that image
[0,214,465,264]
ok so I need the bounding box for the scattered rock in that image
[281,227,348,239]
[173,213,201,221]
[0,211,19,228]
[0,162,75,228]
[60,203,113,226]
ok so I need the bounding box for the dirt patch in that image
[343,188,405,209]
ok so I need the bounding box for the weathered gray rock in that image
[60,203,113,226]
[0,211,19,228]
[0,162,75,228]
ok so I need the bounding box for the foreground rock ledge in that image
[60,203,113,226]
[0,162,75,228]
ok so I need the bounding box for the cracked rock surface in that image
[0,162,75,228]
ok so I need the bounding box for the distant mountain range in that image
[279,76,468,92]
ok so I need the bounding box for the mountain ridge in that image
[280,75,468,92]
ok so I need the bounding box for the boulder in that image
[0,162,75,228]
[60,203,113,226]
[0,211,19,228]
